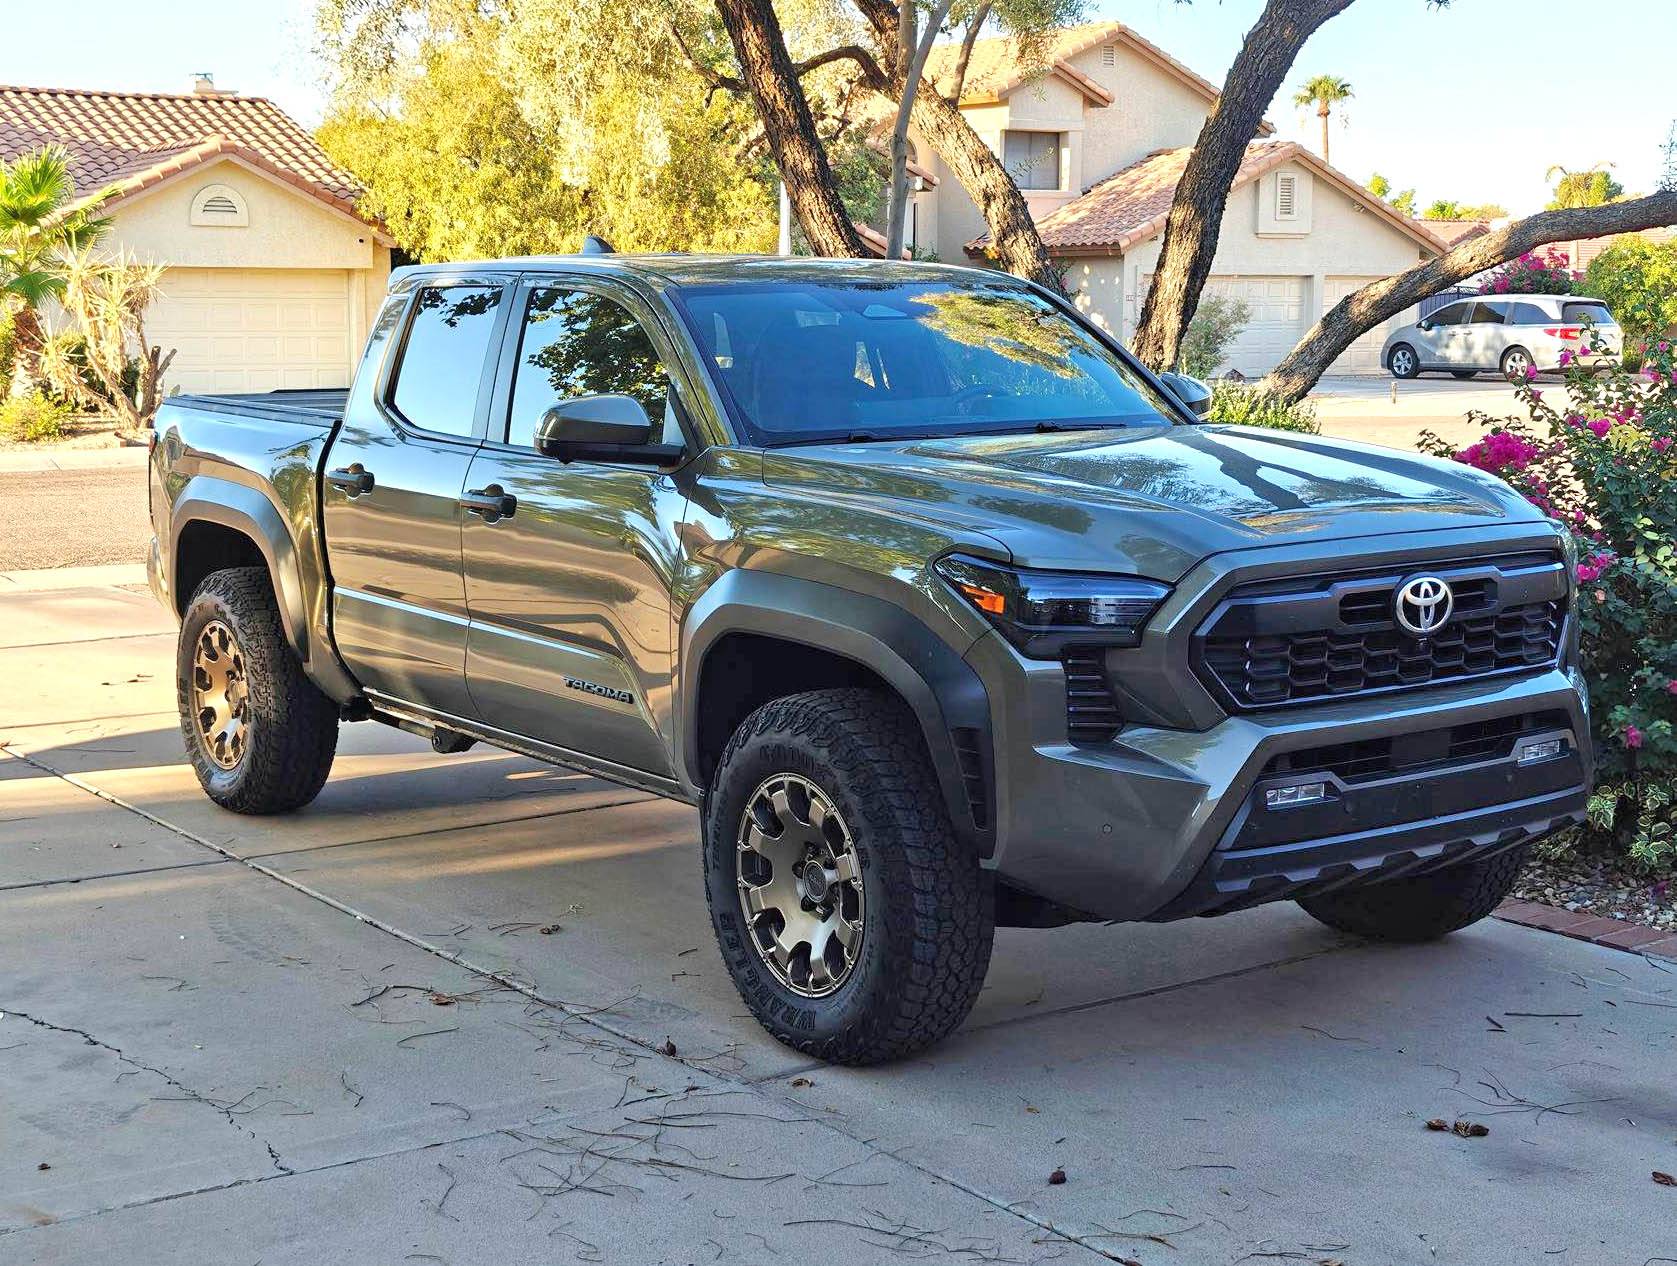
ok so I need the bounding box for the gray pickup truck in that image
[148,254,1591,1064]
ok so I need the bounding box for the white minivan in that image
[1383,295,1622,381]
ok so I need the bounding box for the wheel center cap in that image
[800,863,831,904]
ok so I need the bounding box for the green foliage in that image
[1478,247,1577,295]
[1583,236,1677,349]
[1419,341,1677,870]
[1547,164,1624,210]
[315,1,776,261]
[0,389,69,442]
[0,306,14,384]
[1292,73,1352,112]
[1177,294,1249,378]
[1205,383,1319,433]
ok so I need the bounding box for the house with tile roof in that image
[908,22,1444,375]
[0,78,393,394]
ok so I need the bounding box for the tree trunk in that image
[713,0,864,257]
[1257,189,1677,402]
[884,0,953,260]
[852,0,1061,289]
[1131,0,1356,372]
[1318,103,1329,164]
[7,305,45,398]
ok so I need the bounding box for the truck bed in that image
[166,388,348,428]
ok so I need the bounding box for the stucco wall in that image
[1062,41,1212,183]
[108,156,391,342]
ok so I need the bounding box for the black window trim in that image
[377,274,517,447]
[479,272,702,464]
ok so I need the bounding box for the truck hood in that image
[760,423,1546,580]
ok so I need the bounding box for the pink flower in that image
[1624,724,1643,750]
[1576,563,1599,582]
[1654,437,1673,454]
[1667,679,1677,696]
[1558,349,1573,367]
[1531,389,1543,401]
[1588,418,1612,438]
[1524,364,1539,381]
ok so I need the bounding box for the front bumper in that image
[970,526,1591,923]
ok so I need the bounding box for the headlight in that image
[935,554,1172,657]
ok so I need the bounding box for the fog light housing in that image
[1265,781,1328,809]
[1516,738,1565,765]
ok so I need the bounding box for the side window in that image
[1508,302,1549,326]
[1468,302,1506,325]
[388,285,503,437]
[1429,302,1470,327]
[505,287,673,450]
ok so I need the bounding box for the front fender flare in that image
[679,571,995,857]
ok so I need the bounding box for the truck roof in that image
[388,253,987,290]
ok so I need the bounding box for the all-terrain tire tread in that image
[1297,845,1527,942]
[704,688,993,1065]
[178,566,338,814]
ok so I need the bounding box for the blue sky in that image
[3,0,1672,215]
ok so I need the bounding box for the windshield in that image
[670,277,1178,446]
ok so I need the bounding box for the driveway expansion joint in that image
[1,1007,291,1177]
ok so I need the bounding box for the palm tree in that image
[1292,75,1353,166]
[1,146,111,396]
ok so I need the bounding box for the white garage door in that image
[151,268,353,395]
[1325,277,1390,374]
[1197,275,1307,376]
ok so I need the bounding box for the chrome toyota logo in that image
[1394,575,1453,637]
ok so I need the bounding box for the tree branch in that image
[669,21,884,98]
[945,4,991,102]
[1258,190,1677,402]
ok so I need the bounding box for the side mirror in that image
[1158,370,1212,418]
[534,395,685,466]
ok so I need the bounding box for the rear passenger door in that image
[322,275,513,718]
[1461,300,1509,368]
[458,276,693,779]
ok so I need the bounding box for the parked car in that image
[1384,294,1622,380]
[147,254,1591,1064]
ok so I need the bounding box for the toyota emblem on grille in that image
[1394,575,1453,637]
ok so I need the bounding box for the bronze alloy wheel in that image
[190,619,250,770]
[735,773,865,997]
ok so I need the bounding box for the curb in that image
[1495,898,1677,960]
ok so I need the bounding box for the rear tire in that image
[177,566,339,814]
[702,688,993,1065]
[1501,346,1534,382]
[1388,344,1420,379]
[1296,845,1526,942]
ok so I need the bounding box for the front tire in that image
[1501,346,1534,382]
[1296,845,1526,942]
[1388,344,1420,379]
[177,566,339,814]
[702,688,993,1065]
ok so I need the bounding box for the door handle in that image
[326,464,375,496]
[460,485,517,522]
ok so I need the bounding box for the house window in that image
[189,182,249,227]
[1275,173,1298,221]
[1003,131,1066,191]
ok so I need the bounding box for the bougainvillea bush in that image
[1477,246,1579,296]
[1420,337,1677,870]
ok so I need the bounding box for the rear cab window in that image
[387,284,505,438]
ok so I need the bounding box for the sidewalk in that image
[0,444,148,473]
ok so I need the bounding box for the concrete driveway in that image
[3,570,1674,1266]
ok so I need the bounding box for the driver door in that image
[459,276,693,779]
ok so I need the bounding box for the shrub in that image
[0,389,70,442]
[1477,246,1578,295]
[1178,294,1250,378]
[1419,335,1677,871]
[1583,236,1677,351]
[0,307,14,386]
[1206,382,1320,433]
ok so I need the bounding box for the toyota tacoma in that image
[147,254,1592,1064]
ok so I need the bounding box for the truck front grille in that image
[1193,553,1567,713]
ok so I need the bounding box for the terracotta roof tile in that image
[1422,218,1491,247]
[0,84,365,212]
[970,141,1442,258]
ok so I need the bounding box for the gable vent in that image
[200,194,240,216]
[1276,173,1298,219]
[1100,44,1116,66]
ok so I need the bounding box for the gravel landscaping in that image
[1515,847,1677,933]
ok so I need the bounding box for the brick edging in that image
[1495,898,1677,959]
